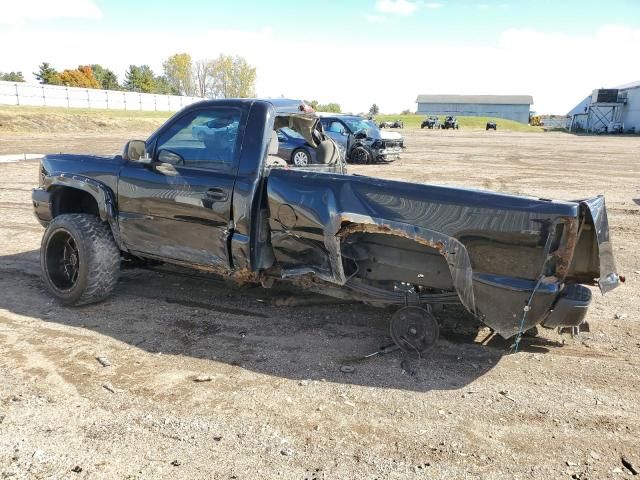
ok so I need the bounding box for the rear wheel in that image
[291,149,311,167]
[41,214,120,306]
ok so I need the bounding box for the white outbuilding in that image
[568,81,640,133]
[415,94,534,124]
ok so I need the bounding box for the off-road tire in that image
[41,213,120,306]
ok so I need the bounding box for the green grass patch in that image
[0,104,173,134]
[0,104,174,119]
[375,114,542,132]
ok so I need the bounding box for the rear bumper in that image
[472,196,620,338]
[32,188,52,226]
[542,284,592,328]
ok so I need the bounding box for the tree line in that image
[304,99,342,113]
[0,72,25,82]
[1,53,258,99]
[3,55,344,111]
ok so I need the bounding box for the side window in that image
[155,108,241,171]
[327,121,345,134]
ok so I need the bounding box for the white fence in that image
[0,81,203,112]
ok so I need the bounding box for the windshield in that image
[342,117,374,133]
[338,117,380,139]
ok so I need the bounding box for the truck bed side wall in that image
[266,169,582,337]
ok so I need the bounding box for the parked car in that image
[486,121,497,131]
[276,127,316,166]
[441,116,459,130]
[31,98,622,355]
[319,114,403,164]
[379,119,404,129]
[421,116,440,129]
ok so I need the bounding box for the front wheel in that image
[291,149,311,167]
[349,147,372,164]
[41,214,120,306]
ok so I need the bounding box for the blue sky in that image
[1,0,639,113]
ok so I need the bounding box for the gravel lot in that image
[1,129,639,479]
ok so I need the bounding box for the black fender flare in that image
[46,174,125,250]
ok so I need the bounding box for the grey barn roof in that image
[416,94,533,105]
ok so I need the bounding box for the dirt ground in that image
[1,129,639,479]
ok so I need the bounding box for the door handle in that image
[205,188,228,202]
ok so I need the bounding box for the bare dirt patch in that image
[1,128,639,479]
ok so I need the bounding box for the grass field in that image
[0,105,171,134]
[0,105,542,134]
[375,114,542,132]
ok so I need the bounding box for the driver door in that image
[321,119,350,149]
[117,107,242,267]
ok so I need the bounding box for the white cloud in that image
[375,0,419,16]
[1,24,639,114]
[366,14,386,23]
[0,0,102,25]
[424,3,443,9]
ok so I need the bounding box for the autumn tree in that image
[0,71,25,82]
[209,54,256,98]
[34,62,61,85]
[163,53,194,96]
[194,59,214,98]
[58,65,100,88]
[123,65,156,93]
[91,64,120,90]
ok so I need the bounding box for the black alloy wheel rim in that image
[46,229,80,291]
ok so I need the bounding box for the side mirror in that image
[157,149,184,166]
[123,140,150,163]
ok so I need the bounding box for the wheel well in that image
[51,187,100,218]
[340,231,454,290]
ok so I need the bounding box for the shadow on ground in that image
[0,250,565,393]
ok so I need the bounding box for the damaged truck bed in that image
[32,98,622,353]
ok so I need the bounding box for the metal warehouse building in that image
[567,80,640,133]
[416,94,534,124]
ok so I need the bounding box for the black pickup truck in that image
[32,98,622,354]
